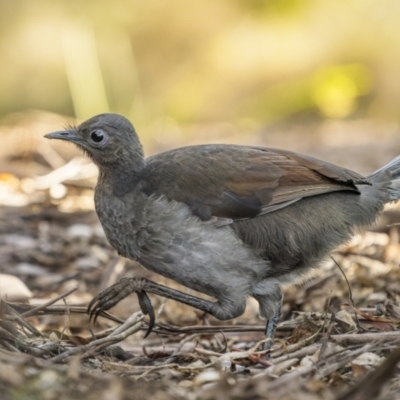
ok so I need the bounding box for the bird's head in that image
[45,113,144,170]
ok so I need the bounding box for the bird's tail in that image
[367,155,400,202]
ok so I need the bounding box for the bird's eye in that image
[90,130,105,143]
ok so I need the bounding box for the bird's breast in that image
[94,187,143,260]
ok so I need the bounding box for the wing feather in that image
[141,144,368,223]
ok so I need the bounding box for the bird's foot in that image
[262,338,274,351]
[87,277,155,337]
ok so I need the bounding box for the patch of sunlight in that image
[61,22,109,120]
[311,64,372,118]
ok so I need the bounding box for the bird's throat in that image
[98,159,145,197]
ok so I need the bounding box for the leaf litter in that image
[1,117,400,399]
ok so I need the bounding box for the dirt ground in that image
[1,113,400,400]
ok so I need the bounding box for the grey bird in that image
[45,113,400,344]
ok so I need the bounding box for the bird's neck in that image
[98,158,146,197]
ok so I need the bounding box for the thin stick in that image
[332,331,400,344]
[330,256,362,330]
[21,287,78,317]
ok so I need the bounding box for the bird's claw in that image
[137,291,155,338]
[87,277,156,337]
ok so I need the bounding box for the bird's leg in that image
[253,286,283,350]
[263,302,282,349]
[88,277,246,336]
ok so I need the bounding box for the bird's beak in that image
[44,130,81,143]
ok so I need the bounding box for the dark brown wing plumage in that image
[141,145,369,221]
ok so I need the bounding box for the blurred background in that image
[0,0,400,167]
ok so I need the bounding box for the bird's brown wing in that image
[142,145,369,222]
